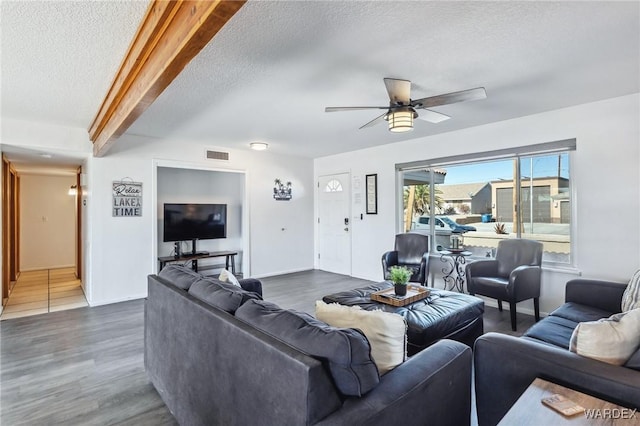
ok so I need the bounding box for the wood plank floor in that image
[261,270,536,336]
[1,268,88,321]
[0,270,534,425]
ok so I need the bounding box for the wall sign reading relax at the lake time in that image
[113,178,142,217]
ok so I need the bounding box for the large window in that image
[399,143,573,265]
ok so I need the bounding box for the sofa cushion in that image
[523,315,578,349]
[622,269,640,312]
[550,302,614,323]
[624,348,640,371]
[158,264,202,290]
[315,300,407,375]
[188,277,261,314]
[236,299,380,397]
[218,269,241,287]
[469,277,508,300]
[569,308,640,365]
[236,278,263,296]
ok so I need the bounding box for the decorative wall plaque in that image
[112,178,142,217]
[366,174,378,214]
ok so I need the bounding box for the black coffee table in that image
[323,281,484,355]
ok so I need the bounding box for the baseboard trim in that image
[251,268,314,279]
[19,265,76,272]
[88,293,147,307]
[479,296,550,318]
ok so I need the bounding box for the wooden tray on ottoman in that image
[371,285,431,307]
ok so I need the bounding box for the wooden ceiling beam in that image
[88,0,246,157]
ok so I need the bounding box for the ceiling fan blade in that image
[412,87,486,109]
[325,106,389,112]
[359,112,388,129]
[384,78,411,105]
[417,109,451,124]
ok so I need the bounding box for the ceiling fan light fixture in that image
[387,109,414,133]
[250,142,269,151]
[325,78,486,132]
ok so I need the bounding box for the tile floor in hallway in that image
[0,267,88,320]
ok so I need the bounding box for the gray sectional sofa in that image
[474,278,640,426]
[145,265,473,426]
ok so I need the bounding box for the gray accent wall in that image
[157,167,244,274]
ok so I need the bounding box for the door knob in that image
[344,227,349,232]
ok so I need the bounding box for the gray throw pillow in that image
[158,265,202,290]
[188,277,261,314]
[236,299,380,397]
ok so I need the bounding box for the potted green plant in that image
[389,266,412,296]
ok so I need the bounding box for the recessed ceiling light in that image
[250,142,268,151]
[39,153,53,158]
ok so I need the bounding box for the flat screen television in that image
[163,203,227,243]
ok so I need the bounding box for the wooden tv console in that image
[158,250,238,274]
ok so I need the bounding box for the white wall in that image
[157,167,244,269]
[0,146,3,316]
[19,174,76,270]
[2,118,92,155]
[80,157,92,300]
[85,135,314,305]
[3,95,637,309]
[2,119,314,306]
[315,94,640,314]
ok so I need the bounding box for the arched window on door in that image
[324,179,343,192]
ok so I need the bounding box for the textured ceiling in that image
[1,1,148,129]
[2,1,639,161]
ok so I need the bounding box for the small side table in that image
[439,250,472,292]
[498,378,631,425]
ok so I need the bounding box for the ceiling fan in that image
[325,78,486,133]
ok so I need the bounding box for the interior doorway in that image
[317,173,351,276]
[1,147,86,317]
[2,154,18,306]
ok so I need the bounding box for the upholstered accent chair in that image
[382,233,430,285]
[466,239,543,331]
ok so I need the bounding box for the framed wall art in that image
[366,173,377,214]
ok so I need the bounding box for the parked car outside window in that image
[412,215,477,233]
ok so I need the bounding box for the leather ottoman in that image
[323,282,484,355]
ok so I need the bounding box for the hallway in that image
[0,267,88,320]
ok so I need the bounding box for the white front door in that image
[318,173,351,275]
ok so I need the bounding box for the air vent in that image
[206,150,229,161]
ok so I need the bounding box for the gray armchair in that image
[465,239,542,331]
[382,233,430,285]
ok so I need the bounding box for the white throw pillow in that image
[315,300,407,374]
[218,269,241,287]
[569,308,640,365]
[622,269,640,312]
